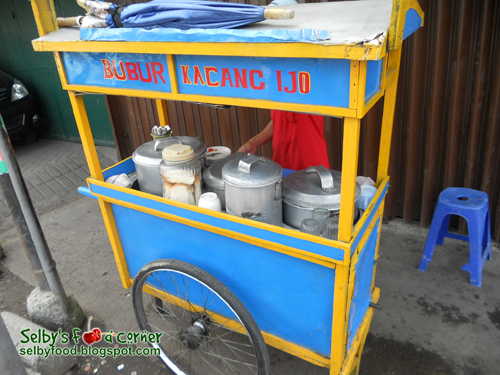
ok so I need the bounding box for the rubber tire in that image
[12,131,37,146]
[132,259,270,375]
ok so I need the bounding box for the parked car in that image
[0,70,43,144]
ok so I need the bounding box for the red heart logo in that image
[92,328,102,342]
[82,331,96,345]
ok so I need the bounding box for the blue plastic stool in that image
[418,187,492,287]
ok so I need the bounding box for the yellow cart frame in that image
[30,1,423,374]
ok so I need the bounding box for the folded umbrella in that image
[57,0,294,29]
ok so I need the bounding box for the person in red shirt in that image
[238,110,330,171]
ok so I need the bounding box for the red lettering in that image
[234,68,248,89]
[249,70,264,90]
[137,63,152,83]
[204,67,219,87]
[276,70,283,92]
[181,65,192,84]
[298,72,311,94]
[193,66,205,85]
[112,60,127,81]
[101,59,114,79]
[221,68,233,87]
[284,71,297,93]
[150,62,166,84]
[125,63,139,81]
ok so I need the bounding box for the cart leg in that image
[371,207,385,290]
[338,117,361,243]
[97,199,132,289]
[330,264,351,375]
[376,46,403,186]
[156,99,170,127]
[67,91,104,181]
[67,91,132,289]
[31,0,57,37]
[349,330,368,375]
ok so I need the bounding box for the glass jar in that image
[159,144,202,205]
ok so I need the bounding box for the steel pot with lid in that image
[202,152,245,211]
[222,154,283,226]
[132,136,207,196]
[283,165,361,229]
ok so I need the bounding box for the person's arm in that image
[238,120,274,154]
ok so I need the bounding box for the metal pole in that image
[0,314,29,375]
[0,115,71,313]
[0,167,50,291]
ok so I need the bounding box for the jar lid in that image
[222,154,282,188]
[283,166,361,209]
[154,136,207,158]
[162,144,194,161]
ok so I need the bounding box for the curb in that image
[1,311,77,375]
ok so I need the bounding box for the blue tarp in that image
[80,27,330,44]
[105,0,265,30]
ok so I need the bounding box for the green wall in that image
[0,0,115,146]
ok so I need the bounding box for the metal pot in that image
[222,154,283,226]
[132,136,207,196]
[283,166,361,229]
[202,153,245,211]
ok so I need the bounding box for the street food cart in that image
[30,1,423,374]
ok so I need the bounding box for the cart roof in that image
[79,1,392,46]
[32,0,423,60]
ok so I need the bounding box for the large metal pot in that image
[202,153,245,211]
[132,136,207,196]
[283,166,361,229]
[222,154,283,226]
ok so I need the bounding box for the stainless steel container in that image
[283,166,361,229]
[132,136,207,196]
[202,153,244,211]
[222,154,283,226]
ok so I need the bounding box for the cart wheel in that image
[132,259,270,375]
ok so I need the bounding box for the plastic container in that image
[159,144,202,205]
[357,185,377,210]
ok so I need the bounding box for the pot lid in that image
[203,153,243,189]
[283,166,361,209]
[132,136,207,167]
[222,154,282,187]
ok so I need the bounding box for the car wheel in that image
[15,131,37,146]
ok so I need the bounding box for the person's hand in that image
[238,141,258,155]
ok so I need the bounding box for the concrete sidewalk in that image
[0,139,118,233]
[0,139,499,375]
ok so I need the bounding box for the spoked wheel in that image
[132,259,269,375]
